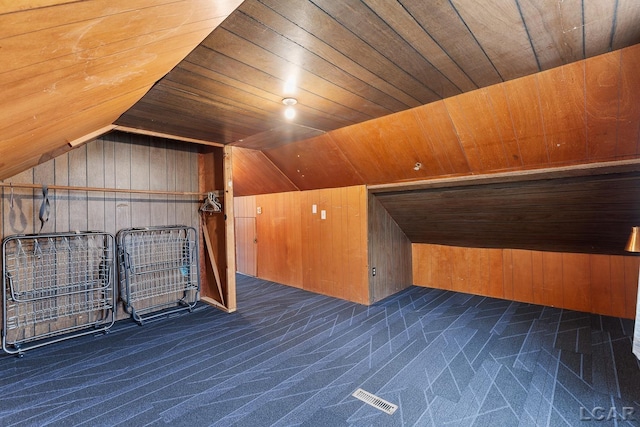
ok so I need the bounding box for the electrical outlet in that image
[372,267,376,276]
[257,206,262,214]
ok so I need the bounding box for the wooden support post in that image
[224,145,237,312]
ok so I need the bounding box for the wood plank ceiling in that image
[117,0,640,150]
[2,1,640,255]
[0,0,243,180]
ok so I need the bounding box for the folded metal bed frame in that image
[2,232,116,356]
[117,225,200,325]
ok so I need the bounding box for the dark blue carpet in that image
[1,275,639,426]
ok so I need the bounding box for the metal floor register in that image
[2,225,200,356]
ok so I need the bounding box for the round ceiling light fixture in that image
[282,97,297,120]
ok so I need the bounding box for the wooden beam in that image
[114,125,225,147]
[224,145,237,312]
[67,125,117,147]
[368,159,640,193]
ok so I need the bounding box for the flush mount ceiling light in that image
[282,97,297,120]
[282,97,297,106]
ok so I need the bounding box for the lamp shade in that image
[625,226,640,252]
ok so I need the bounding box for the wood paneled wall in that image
[0,132,202,320]
[234,195,257,276]
[300,186,368,304]
[413,243,639,319]
[256,191,303,288]
[368,195,412,303]
[236,186,369,304]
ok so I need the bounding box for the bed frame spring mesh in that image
[117,225,200,325]
[2,232,116,356]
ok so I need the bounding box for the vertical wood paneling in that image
[251,186,368,304]
[530,251,545,305]
[444,89,510,171]
[412,101,470,175]
[617,44,640,158]
[165,140,177,224]
[502,75,548,166]
[609,256,627,315]
[3,170,33,236]
[585,51,621,160]
[1,132,203,322]
[537,61,587,164]
[541,252,563,308]
[502,249,514,300]
[234,195,256,218]
[412,243,637,319]
[235,217,257,276]
[317,188,333,295]
[130,139,150,227]
[562,253,591,312]
[623,256,640,319]
[102,135,116,237]
[484,84,522,168]
[347,186,368,304]
[512,250,534,303]
[114,138,132,230]
[234,195,257,276]
[174,147,191,226]
[86,139,105,231]
[256,191,303,288]
[54,153,69,233]
[368,193,411,303]
[487,248,505,297]
[149,139,168,225]
[68,145,88,231]
[590,254,613,315]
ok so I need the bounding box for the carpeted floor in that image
[1,274,639,426]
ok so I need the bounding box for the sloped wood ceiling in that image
[0,0,242,180]
[234,45,640,194]
[116,0,640,150]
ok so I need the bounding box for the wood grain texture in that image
[263,134,364,191]
[617,44,640,158]
[374,171,640,255]
[537,60,587,164]
[452,0,538,80]
[0,0,237,180]
[368,192,412,303]
[235,217,257,277]
[0,131,203,321]
[585,51,621,160]
[256,191,303,288]
[249,186,368,304]
[231,147,299,196]
[413,243,639,319]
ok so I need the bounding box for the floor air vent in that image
[352,388,398,415]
